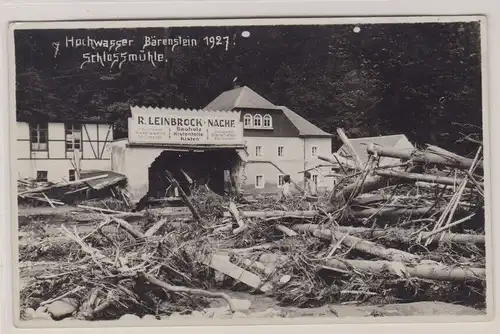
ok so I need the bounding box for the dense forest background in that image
[14,22,483,154]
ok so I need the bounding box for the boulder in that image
[141,314,158,321]
[46,298,78,320]
[120,314,141,321]
[231,298,251,312]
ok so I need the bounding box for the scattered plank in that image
[202,253,273,293]
[18,174,108,196]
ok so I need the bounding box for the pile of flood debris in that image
[18,130,486,321]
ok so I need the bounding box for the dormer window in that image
[263,114,272,128]
[243,113,273,130]
[254,114,262,127]
[244,114,253,128]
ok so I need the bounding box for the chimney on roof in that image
[232,77,242,89]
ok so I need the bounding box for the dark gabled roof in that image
[278,106,333,137]
[204,86,278,111]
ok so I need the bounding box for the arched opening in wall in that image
[136,148,242,210]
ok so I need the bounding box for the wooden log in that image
[352,207,432,219]
[292,224,420,262]
[318,154,357,170]
[141,272,236,313]
[337,128,364,170]
[229,202,245,228]
[76,205,130,215]
[112,217,146,239]
[426,145,479,167]
[375,170,481,188]
[292,224,485,245]
[165,170,206,224]
[144,218,167,237]
[18,174,108,196]
[275,224,298,236]
[236,210,319,218]
[324,258,485,282]
[223,243,275,254]
[367,146,482,170]
[331,175,403,204]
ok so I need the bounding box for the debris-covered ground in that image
[17,132,487,322]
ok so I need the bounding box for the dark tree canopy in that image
[14,22,483,154]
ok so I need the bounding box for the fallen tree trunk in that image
[141,273,236,313]
[324,258,485,282]
[112,217,146,239]
[292,224,420,262]
[225,210,319,219]
[292,224,485,245]
[330,175,404,204]
[375,170,481,188]
[352,207,433,219]
[165,170,206,225]
[337,128,364,170]
[367,146,483,171]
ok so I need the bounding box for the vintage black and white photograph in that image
[9,17,490,326]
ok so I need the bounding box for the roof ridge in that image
[349,134,405,141]
[131,106,239,113]
[278,106,333,137]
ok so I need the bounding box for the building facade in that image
[16,121,114,182]
[205,87,334,194]
[110,86,335,202]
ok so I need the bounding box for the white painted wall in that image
[241,136,334,193]
[16,121,113,183]
[111,141,163,201]
[16,159,112,182]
